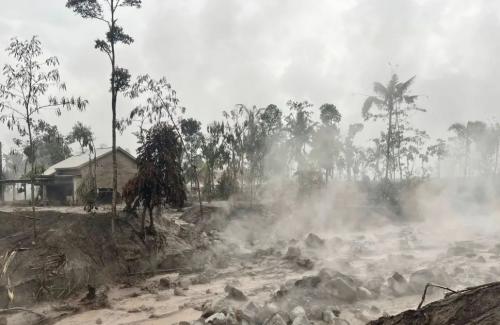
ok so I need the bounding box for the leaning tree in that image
[66,0,142,233]
[0,36,87,218]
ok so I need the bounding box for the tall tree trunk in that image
[494,140,499,175]
[464,139,469,178]
[26,113,35,211]
[110,0,117,235]
[0,142,3,203]
[385,102,393,180]
[111,92,117,232]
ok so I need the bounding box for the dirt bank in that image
[0,207,220,309]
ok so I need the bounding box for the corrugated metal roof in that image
[43,147,135,176]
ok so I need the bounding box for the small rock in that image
[305,233,325,248]
[264,313,287,325]
[285,247,302,260]
[95,318,102,325]
[155,293,171,302]
[174,287,187,296]
[225,285,247,301]
[260,303,280,322]
[477,256,487,263]
[128,305,152,313]
[296,258,314,269]
[365,277,384,296]
[295,275,321,288]
[409,269,434,292]
[292,314,309,325]
[206,312,226,324]
[290,306,306,319]
[325,305,341,317]
[193,274,211,285]
[159,277,171,288]
[179,322,191,325]
[322,310,336,323]
[388,272,409,296]
[178,277,191,290]
[243,301,262,322]
[357,286,373,299]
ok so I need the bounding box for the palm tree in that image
[284,100,316,171]
[362,74,421,180]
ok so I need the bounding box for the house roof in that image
[43,147,136,176]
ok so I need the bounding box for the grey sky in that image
[1,0,500,153]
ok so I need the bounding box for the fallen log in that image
[368,281,500,325]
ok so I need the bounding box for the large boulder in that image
[285,247,302,260]
[328,278,358,302]
[387,272,409,297]
[305,233,325,249]
[225,285,248,301]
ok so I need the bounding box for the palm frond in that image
[362,96,384,120]
[373,82,387,97]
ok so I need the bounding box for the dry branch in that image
[417,282,457,309]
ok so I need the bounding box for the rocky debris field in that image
[0,204,498,324]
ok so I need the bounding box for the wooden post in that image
[12,184,15,201]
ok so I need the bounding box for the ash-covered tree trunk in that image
[66,0,141,234]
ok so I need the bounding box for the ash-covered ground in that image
[1,190,498,325]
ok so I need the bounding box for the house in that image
[41,147,137,204]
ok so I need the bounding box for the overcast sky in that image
[1,0,500,154]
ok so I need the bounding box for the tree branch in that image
[417,283,457,310]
